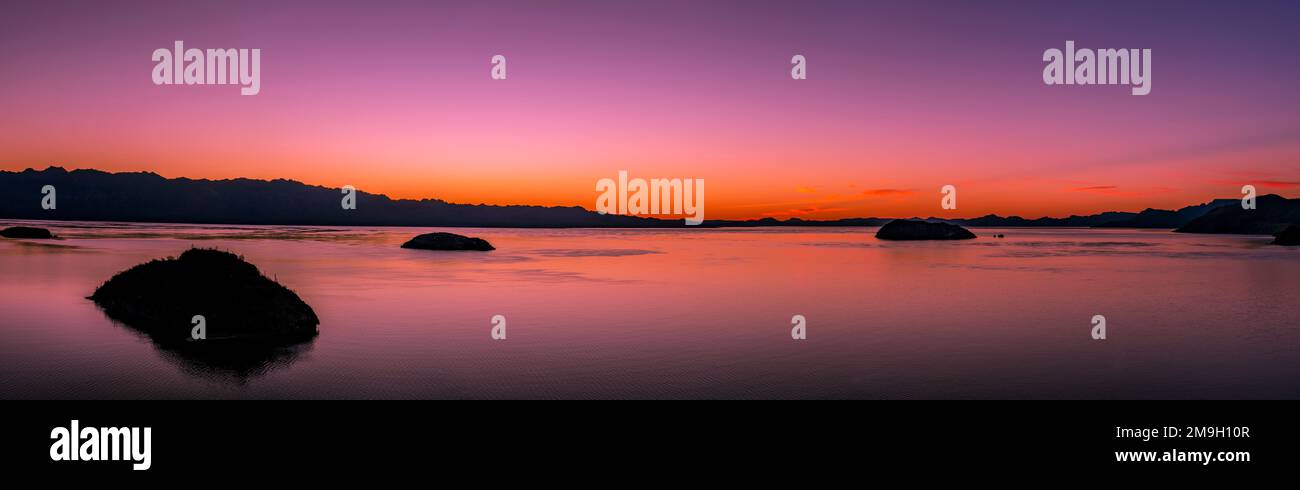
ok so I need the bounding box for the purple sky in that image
[1,0,1297,218]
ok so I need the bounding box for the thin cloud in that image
[1069,185,1177,197]
[1071,185,1119,192]
[1210,177,1299,190]
[762,206,850,218]
[1257,180,1300,189]
[862,188,916,197]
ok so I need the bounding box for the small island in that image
[1176,194,1300,235]
[0,226,55,239]
[401,232,495,251]
[1273,225,1300,246]
[89,248,319,345]
[875,219,977,240]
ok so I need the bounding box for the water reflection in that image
[100,312,317,384]
[3,219,1299,399]
[152,338,316,384]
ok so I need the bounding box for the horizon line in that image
[3,164,1292,223]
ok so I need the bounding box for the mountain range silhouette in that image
[2,167,1296,232]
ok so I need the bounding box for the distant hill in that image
[0,167,671,228]
[1175,194,1300,235]
[939,212,1138,228]
[0,167,1289,231]
[1092,199,1237,228]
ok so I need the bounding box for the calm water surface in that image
[1,220,1297,399]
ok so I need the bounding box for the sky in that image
[1,0,1298,220]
